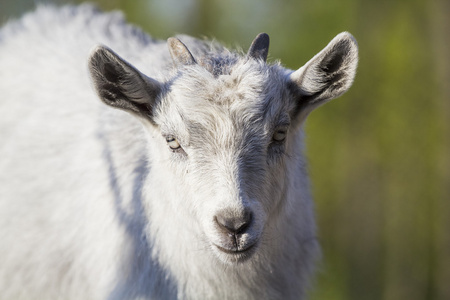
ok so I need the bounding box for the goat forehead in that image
[173,88,280,145]
[171,63,288,123]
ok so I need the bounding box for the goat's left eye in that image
[273,129,287,142]
[166,136,181,150]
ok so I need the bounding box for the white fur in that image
[0,4,357,300]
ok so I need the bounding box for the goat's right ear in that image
[88,45,161,121]
[289,32,358,116]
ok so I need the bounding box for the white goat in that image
[0,4,358,300]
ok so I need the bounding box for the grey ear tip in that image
[337,32,358,48]
[330,32,359,62]
[90,44,108,54]
[89,44,113,62]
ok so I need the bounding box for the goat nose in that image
[215,209,253,234]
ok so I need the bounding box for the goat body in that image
[0,4,358,300]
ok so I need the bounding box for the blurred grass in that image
[1,0,449,299]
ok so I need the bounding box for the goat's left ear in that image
[88,45,162,122]
[289,32,358,112]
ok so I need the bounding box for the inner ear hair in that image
[290,32,358,109]
[88,45,162,120]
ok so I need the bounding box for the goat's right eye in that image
[166,136,181,150]
[272,129,287,142]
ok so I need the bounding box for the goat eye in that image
[273,129,287,142]
[166,136,181,150]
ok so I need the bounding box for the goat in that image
[0,4,358,300]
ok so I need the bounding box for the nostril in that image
[236,211,252,234]
[215,209,253,235]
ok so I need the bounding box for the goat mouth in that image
[214,243,257,262]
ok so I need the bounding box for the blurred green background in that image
[1,0,449,299]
